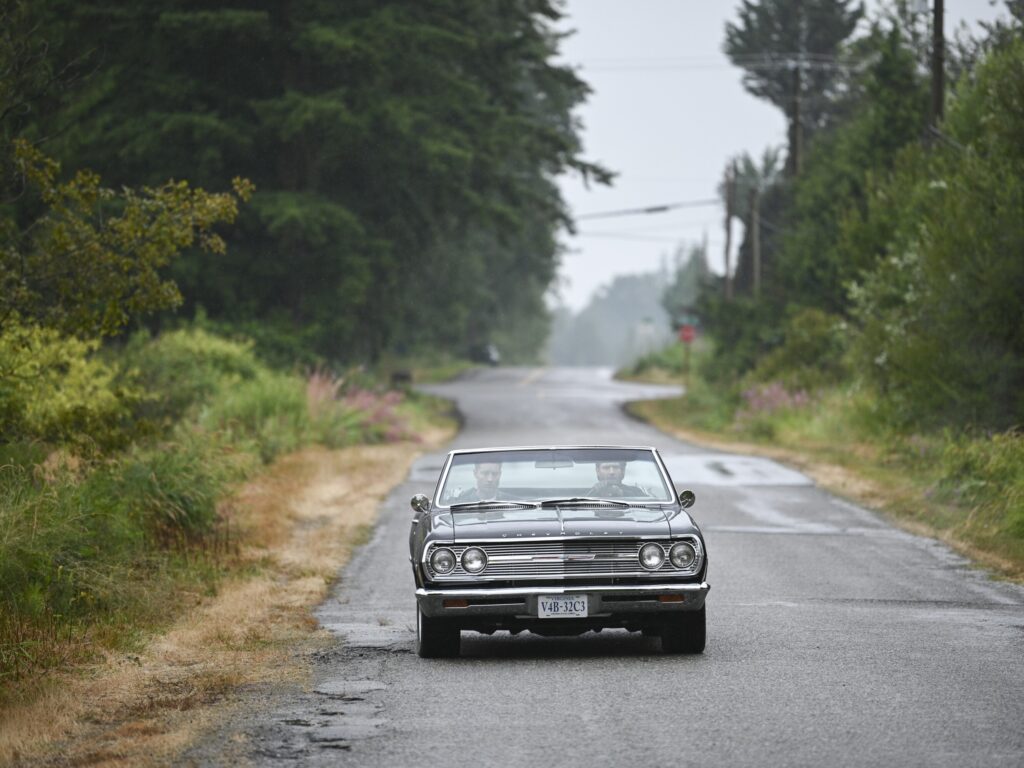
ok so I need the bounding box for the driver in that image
[587,460,643,498]
[456,462,505,501]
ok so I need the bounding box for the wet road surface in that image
[187,367,1024,767]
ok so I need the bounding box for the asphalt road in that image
[189,367,1024,767]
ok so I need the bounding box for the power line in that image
[575,198,720,221]
[574,232,702,243]
[571,52,860,73]
[568,232,724,246]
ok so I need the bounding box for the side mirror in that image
[410,494,431,514]
[678,489,696,509]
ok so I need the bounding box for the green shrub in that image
[0,320,136,450]
[115,428,258,542]
[848,40,1024,430]
[748,308,848,391]
[186,311,327,371]
[0,325,426,682]
[120,327,263,424]
[199,370,312,463]
[628,343,690,378]
[697,295,783,385]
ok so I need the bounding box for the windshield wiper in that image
[540,497,632,509]
[449,500,541,512]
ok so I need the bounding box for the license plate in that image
[537,595,588,618]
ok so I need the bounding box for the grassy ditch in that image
[624,344,1024,581]
[0,327,457,702]
[0,440,452,766]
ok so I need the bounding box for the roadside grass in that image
[0,328,458,704]
[0,436,247,689]
[370,352,474,386]
[0,439,454,766]
[625,351,1024,581]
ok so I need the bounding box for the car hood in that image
[448,507,673,541]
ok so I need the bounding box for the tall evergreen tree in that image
[724,0,864,174]
[36,0,609,361]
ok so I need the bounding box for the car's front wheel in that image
[660,606,706,654]
[416,604,460,658]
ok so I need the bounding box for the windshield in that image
[437,448,673,507]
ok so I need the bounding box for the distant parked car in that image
[408,446,709,657]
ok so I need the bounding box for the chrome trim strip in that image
[426,534,681,545]
[422,536,704,580]
[445,444,665,455]
[416,582,710,598]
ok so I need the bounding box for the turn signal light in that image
[658,594,685,603]
[443,599,469,608]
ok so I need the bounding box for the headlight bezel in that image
[669,541,698,569]
[429,546,457,575]
[461,546,488,574]
[638,542,666,570]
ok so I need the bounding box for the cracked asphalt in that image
[185,367,1024,767]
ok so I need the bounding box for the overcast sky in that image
[552,0,1010,311]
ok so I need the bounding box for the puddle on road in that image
[663,454,812,486]
[315,679,386,697]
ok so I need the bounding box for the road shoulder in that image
[1,430,453,767]
[626,399,1023,582]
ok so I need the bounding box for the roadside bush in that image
[697,295,784,385]
[186,311,327,371]
[199,370,311,463]
[0,320,136,451]
[120,327,263,425]
[197,368,411,461]
[628,342,690,378]
[734,382,812,440]
[848,39,1024,429]
[0,324,425,683]
[340,389,415,444]
[624,341,740,434]
[115,428,258,543]
[748,308,848,391]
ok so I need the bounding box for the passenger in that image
[587,461,643,498]
[456,462,505,501]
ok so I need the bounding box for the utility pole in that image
[930,0,945,132]
[723,160,736,301]
[787,0,805,176]
[749,186,761,299]
[791,66,803,176]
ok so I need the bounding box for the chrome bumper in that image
[416,582,709,618]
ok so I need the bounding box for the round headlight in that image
[461,547,488,573]
[639,543,665,570]
[670,541,697,569]
[430,547,456,574]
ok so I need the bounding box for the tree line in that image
[690,0,1024,431]
[1,0,607,366]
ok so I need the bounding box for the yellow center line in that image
[517,367,545,387]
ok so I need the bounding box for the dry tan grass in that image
[0,427,453,767]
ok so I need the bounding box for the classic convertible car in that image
[409,446,709,657]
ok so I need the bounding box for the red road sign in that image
[679,324,696,344]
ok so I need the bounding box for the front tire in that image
[660,606,706,654]
[416,604,460,658]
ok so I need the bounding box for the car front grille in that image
[426,538,702,581]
